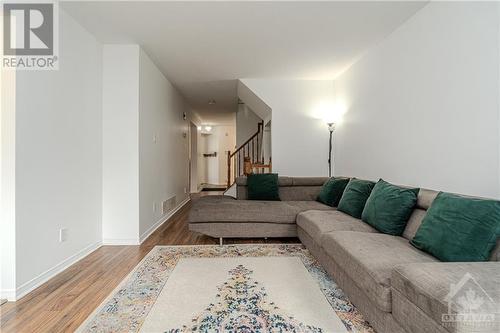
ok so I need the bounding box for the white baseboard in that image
[139,197,190,244]
[102,238,140,245]
[0,289,16,302]
[14,241,102,301]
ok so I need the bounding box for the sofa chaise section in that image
[322,231,439,312]
[188,177,332,240]
[189,196,332,238]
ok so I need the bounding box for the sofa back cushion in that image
[403,188,500,261]
[410,192,500,262]
[402,189,439,239]
[317,177,350,207]
[361,179,419,236]
[247,173,280,201]
[337,178,376,218]
[236,176,329,201]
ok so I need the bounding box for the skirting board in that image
[11,241,102,301]
[103,198,190,246]
[102,238,140,246]
[139,198,190,243]
[0,290,15,302]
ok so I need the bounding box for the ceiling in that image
[62,1,427,124]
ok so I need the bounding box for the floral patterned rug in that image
[77,244,375,333]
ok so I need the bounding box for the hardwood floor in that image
[0,194,298,333]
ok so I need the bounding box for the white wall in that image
[262,122,272,163]
[189,122,199,193]
[217,125,236,184]
[206,133,219,184]
[138,49,190,240]
[1,64,17,300]
[102,45,140,244]
[241,79,335,177]
[13,9,103,298]
[237,80,272,124]
[334,1,500,198]
[102,45,193,244]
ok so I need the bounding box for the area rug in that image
[77,244,374,333]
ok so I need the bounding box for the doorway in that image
[188,122,199,193]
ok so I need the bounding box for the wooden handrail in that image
[229,121,263,158]
[226,121,265,187]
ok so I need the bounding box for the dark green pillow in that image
[410,192,500,262]
[247,173,280,201]
[317,177,350,207]
[361,179,419,235]
[338,178,376,218]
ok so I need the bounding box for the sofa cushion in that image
[321,231,438,312]
[317,177,350,207]
[297,210,377,243]
[292,177,330,186]
[247,173,280,201]
[392,262,500,331]
[338,178,376,218]
[362,179,419,236]
[411,192,500,262]
[189,197,331,224]
[278,186,324,201]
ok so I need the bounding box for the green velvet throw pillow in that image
[317,177,350,207]
[361,179,419,235]
[247,173,280,201]
[338,178,376,218]
[411,192,500,262]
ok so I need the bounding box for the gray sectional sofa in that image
[189,177,333,241]
[189,176,500,333]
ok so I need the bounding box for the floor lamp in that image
[327,122,336,177]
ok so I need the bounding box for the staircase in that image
[226,121,272,187]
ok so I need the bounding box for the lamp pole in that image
[327,122,335,177]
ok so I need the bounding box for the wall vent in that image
[162,196,177,215]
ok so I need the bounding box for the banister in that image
[226,121,264,188]
[229,121,263,158]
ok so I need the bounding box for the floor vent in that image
[162,196,177,215]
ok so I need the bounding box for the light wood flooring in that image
[0,193,298,332]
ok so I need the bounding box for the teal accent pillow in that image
[411,192,500,262]
[338,178,376,218]
[361,179,419,235]
[247,173,280,201]
[317,177,350,207]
